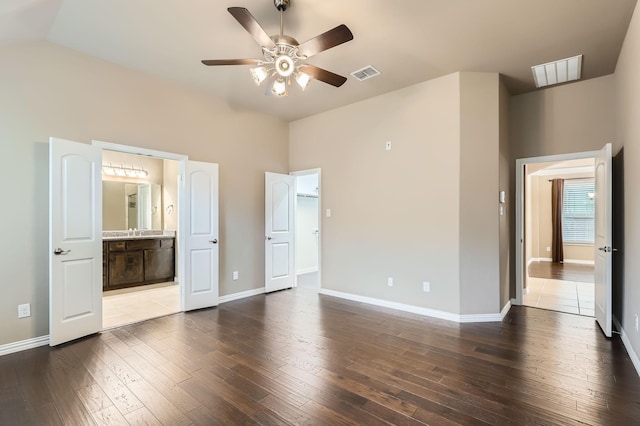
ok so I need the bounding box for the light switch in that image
[385,141,392,151]
[326,208,332,217]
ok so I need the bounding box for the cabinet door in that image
[144,248,175,282]
[108,251,144,287]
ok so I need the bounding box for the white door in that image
[183,161,219,310]
[265,172,295,293]
[50,137,102,346]
[594,143,613,337]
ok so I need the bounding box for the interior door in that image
[183,161,219,310]
[594,143,613,337]
[265,172,295,293]
[49,137,102,346]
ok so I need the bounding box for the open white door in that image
[49,137,102,346]
[594,143,613,337]
[265,172,295,293]
[183,161,219,310]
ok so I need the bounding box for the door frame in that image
[92,140,188,312]
[290,168,322,289]
[515,150,599,306]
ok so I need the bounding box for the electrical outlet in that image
[423,282,430,292]
[387,277,393,287]
[385,141,392,151]
[18,303,31,319]
[233,271,239,281]
[546,247,551,252]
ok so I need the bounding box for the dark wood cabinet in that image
[103,237,175,291]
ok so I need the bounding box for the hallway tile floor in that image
[523,277,595,316]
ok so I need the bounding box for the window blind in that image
[562,179,595,244]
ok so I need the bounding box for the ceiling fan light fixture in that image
[295,70,310,90]
[275,55,295,77]
[271,78,287,96]
[250,66,269,85]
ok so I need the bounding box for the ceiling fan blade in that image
[227,7,276,50]
[299,64,348,87]
[201,59,262,66]
[297,24,353,58]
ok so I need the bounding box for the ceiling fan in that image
[201,0,353,97]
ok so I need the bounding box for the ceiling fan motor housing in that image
[274,0,290,12]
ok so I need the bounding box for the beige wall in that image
[0,41,288,346]
[290,72,505,316]
[459,72,501,315]
[615,2,640,362]
[499,79,511,308]
[290,73,462,313]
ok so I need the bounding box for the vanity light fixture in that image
[102,163,149,178]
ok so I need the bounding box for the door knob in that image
[598,246,618,253]
[266,236,273,240]
[54,248,71,255]
[209,239,218,244]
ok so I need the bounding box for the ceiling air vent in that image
[350,65,381,81]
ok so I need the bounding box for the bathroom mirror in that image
[103,181,162,230]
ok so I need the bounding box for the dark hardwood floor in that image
[528,260,595,283]
[2,285,639,425]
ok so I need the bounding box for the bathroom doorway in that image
[100,149,181,329]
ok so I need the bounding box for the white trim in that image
[614,317,640,378]
[92,140,188,161]
[510,297,518,306]
[297,267,318,275]
[515,150,599,306]
[563,259,595,265]
[500,300,512,320]
[319,289,503,323]
[529,257,594,265]
[219,287,265,304]
[0,335,49,357]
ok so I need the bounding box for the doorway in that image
[101,150,181,328]
[522,158,595,316]
[515,145,612,337]
[293,170,321,289]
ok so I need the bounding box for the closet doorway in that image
[293,169,321,289]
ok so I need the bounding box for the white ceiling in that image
[1,0,637,121]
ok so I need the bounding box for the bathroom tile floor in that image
[103,282,179,329]
[523,277,595,316]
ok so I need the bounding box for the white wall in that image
[295,195,319,274]
[0,41,288,346]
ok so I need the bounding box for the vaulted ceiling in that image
[2,0,637,121]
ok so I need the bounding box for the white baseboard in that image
[500,300,512,320]
[563,259,595,265]
[529,257,594,265]
[319,289,503,323]
[613,316,640,378]
[297,267,318,275]
[0,335,49,357]
[219,287,265,304]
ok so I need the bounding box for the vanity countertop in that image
[103,235,175,241]
[102,231,175,241]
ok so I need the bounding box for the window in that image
[562,179,595,244]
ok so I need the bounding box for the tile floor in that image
[523,277,594,316]
[103,282,179,329]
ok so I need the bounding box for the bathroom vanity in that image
[102,234,175,291]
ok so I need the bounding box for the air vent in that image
[350,65,381,81]
[532,55,582,88]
